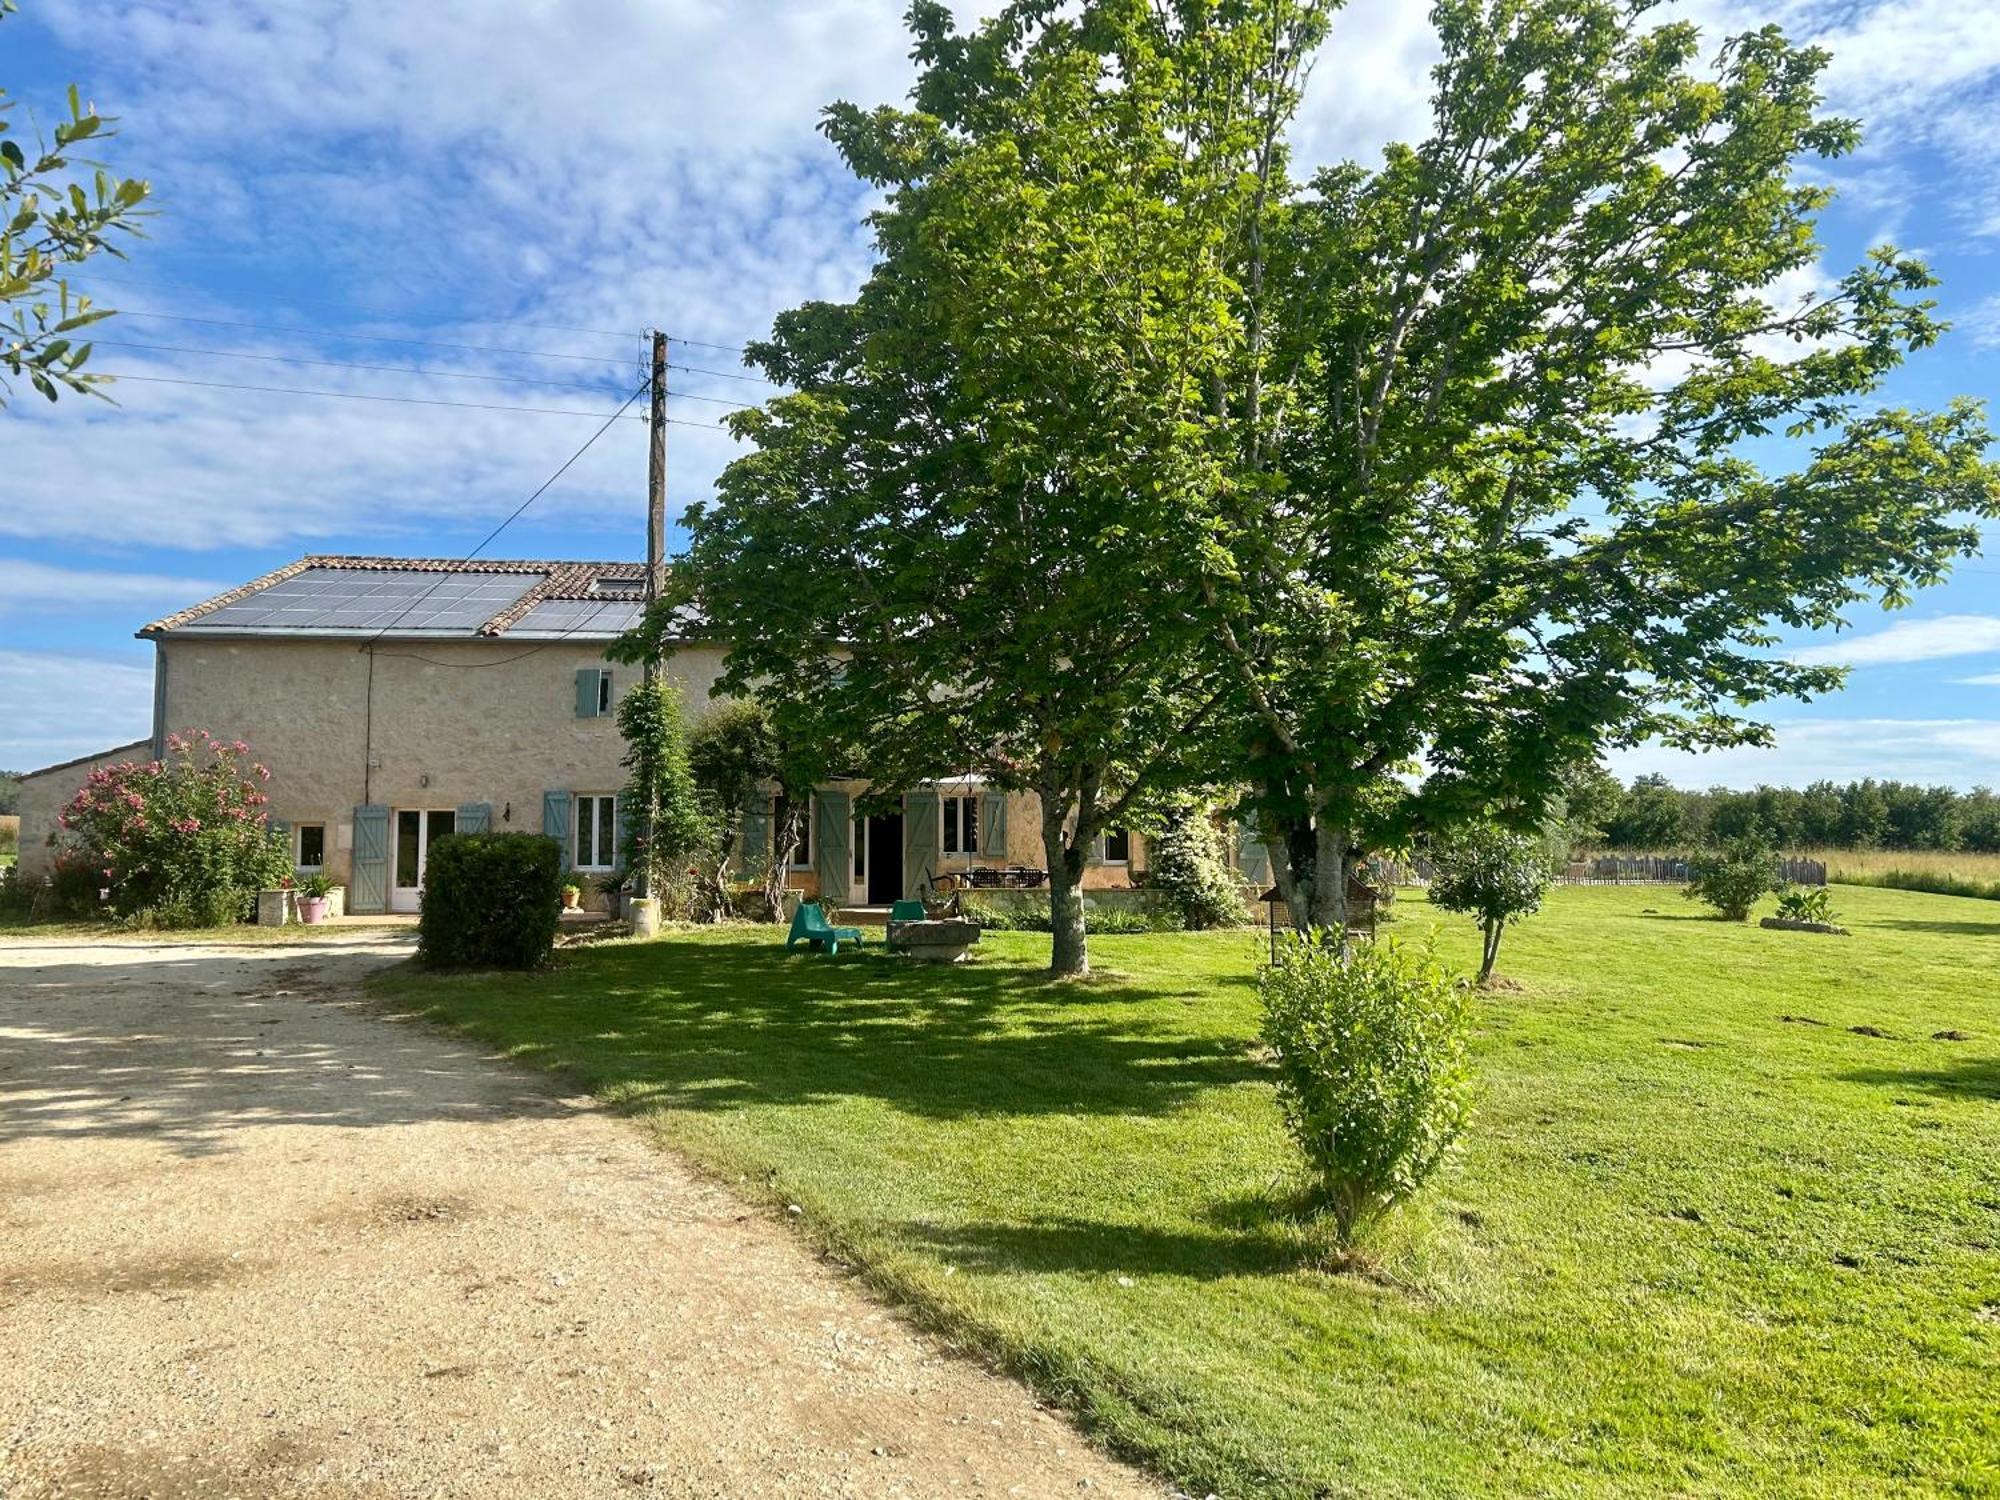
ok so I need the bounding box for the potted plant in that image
[561,882,583,912]
[596,872,627,917]
[297,872,335,924]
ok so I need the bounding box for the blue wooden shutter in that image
[1238,820,1272,886]
[456,801,491,834]
[351,805,389,912]
[814,789,850,904]
[574,668,601,719]
[979,790,1006,861]
[543,790,573,871]
[902,790,940,901]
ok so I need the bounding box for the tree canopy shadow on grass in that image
[898,1213,1308,1281]
[1839,1055,2000,1101]
[376,938,1262,1123]
[1859,918,2000,937]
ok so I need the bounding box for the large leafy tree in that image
[1211,0,2000,929]
[648,0,1322,973]
[1,1,149,406]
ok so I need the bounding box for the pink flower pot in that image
[299,896,329,925]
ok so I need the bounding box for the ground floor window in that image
[942,794,979,856]
[1101,827,1131,864]
[774,794,812,869]
[574,794,616,870]
[296,823,326,870]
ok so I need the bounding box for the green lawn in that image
[368,886,1999,1498]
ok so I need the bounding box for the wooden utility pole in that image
[646,330,669,610]
[637,329,668,900]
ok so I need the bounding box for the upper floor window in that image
[942,794,979,856]
[576,667,614,718]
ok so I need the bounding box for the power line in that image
[363,377,653,645]
[99,371,730,428]
[90,339,629,395]
[69,271,640,342]
[671,360,781,388]
[107,309,634,366]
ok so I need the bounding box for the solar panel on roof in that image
[172,567,547,634]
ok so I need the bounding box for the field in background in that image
[1800,848,2000,901]
[0,815,17,869]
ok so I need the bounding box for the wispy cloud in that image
[0,560,225,615]
[1608,716,2000,790]
[0,650,155,772]
[1790,615,2000,667]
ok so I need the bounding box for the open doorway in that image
[865,812,904,905]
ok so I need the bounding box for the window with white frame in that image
[942,794,979,856]
[1101,827,1131,864]
[773,794,813,870]
[574,794,617,870]
[296,823,326,870]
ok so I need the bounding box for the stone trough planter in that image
[1759,917,1850,936]
[887,917,983,964]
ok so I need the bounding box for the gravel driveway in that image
[0,931,1159,1499]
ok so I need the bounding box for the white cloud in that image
[1607,717,2000,790]
[0,560,226,615]
[1956,673,2000,686]
[1789,615,2000,667]
[0,650,155,772]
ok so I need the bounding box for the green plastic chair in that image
[786,899,864,955]
[886,898,927,951]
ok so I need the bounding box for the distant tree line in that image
[0,771,19,816]
[1579,772,2000,852]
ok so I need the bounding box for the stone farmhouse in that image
[18,556,1248,913]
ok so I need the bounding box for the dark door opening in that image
[866,813,904,905]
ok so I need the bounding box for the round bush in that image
[1258,936,1475,1247]
[418,831,564,969]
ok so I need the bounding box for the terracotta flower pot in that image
[299,896,329,925]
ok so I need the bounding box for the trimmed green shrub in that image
[1147,802,1249,929]
[961,895,1165,934]
[1258,935,1475,1248]
[1684,835,1782,921]
[418,832,563,970]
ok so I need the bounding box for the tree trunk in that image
[1041,795,1089,977]
[1310,815,1350,944]
[1480,918,1502,984]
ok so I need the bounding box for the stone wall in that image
[15,740,152,883]
[155,637,730,907]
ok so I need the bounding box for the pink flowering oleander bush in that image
[54,730,291,928]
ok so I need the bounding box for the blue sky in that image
[3,0,1999,782]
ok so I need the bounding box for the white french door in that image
[390,808,457,912]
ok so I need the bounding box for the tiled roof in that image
[139,555,657,641]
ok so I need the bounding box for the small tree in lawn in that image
[54,730,289,927]
[1684,835,1782,921]
[617,676,713,921]
[1259,935,1475,1254]
[1427,824,1557,985]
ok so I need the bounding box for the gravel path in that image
[0,932,1160,1499]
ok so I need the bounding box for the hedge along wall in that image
[967,887,1176,920]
